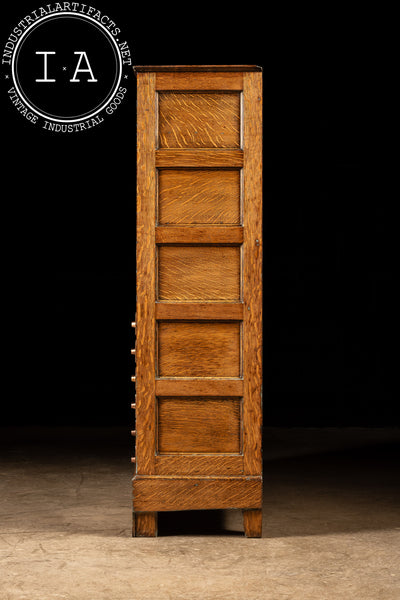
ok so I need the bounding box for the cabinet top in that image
[133,65,262,73]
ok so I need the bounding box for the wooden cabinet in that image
[132,65,263,537]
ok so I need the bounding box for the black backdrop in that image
[2,3,395,427]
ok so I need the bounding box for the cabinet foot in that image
[242,509,262,538]
[132,511,158,537]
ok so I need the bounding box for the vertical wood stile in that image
[135,72,157,475]
[242,72,263,476]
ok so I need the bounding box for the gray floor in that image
[1,427,399,600]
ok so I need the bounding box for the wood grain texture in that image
[157,397,241,453]
[156,226,243,244]
[158,169,240,225]
[155,378,243,397]
[155,454,244,476]
[242,509,262,538]
[156,149,243,167]
[135,72,157,475]
[155,302,243,320]
[158,92,240,149]
[132,512,158,537]
[158,321,241,377]
[242,72,263,476]
[158,245,240,301]
[156,72,243,90]
[133,477,262,511]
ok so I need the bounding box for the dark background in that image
[2,3,395,427]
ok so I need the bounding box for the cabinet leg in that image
[243,509,262,538]
[132,511,158,537]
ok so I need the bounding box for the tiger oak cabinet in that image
[131,65,263,537]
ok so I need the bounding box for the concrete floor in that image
[0,427,399,600]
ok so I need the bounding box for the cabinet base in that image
[132,476,262,537]
[132,508,262,537]
[242,508,262,537]
[132,511,158,537]
[133,475,262,512]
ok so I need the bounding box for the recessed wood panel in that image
[158,92,241,148]
[158,169,240,225]
[158,245,240,301]
[157,397,241,454]
[158,321,241,377]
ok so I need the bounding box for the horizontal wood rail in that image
[155,455,244,476]
[156,302,244,320]
[155,226,243,245]
[155,378,244,396]
[156,72,243,91]
[155,149,243,168]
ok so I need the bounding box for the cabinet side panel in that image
[242,72,263,476]
[136,72,157,474]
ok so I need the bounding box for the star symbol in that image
[5,74,9,79]
[124,74,128,79]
